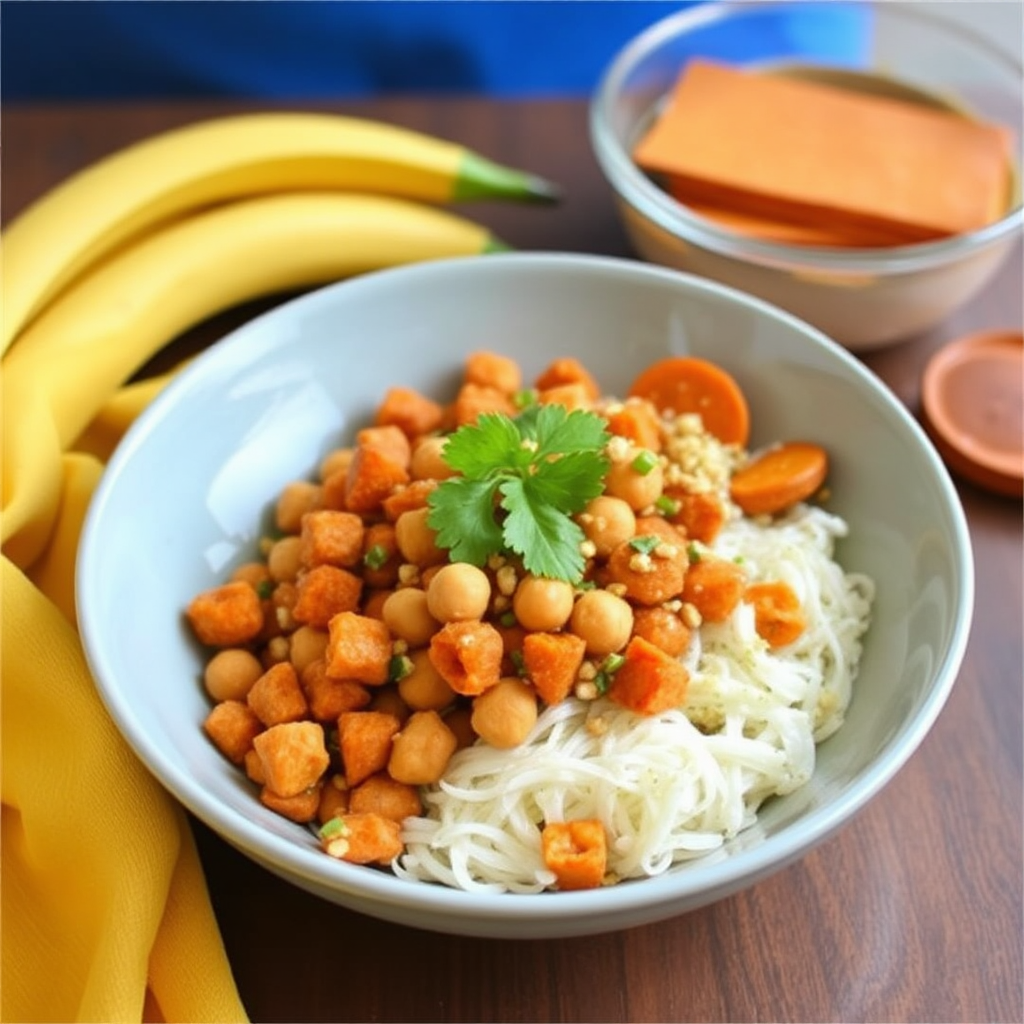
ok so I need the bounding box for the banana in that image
[2,111,559,352]
[2,190,504,567]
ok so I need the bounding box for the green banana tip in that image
[455,151,564,205]
[483,236,514,254]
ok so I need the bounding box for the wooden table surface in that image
[4,98,1022,1024]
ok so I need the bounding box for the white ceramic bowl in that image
[590,0,1023,351]
[77,253,973,938]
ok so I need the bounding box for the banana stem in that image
[454,152,562,204]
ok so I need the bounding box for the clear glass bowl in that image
[590,0,1023,350]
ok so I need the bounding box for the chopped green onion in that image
[363,543,390,571]
[630,449,659,476]
[687,542,703,563]
[510,649,527,677]
[655,494,681,516]
[256,579,274,600]
[318,816,347,840]
[499,610,518,628]
[513,388,539,409]
[594,652,626,694]
[629,534,660,555]
[388,654,414,683]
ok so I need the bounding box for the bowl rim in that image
[590,0,1024,276]
[77,252,976,929]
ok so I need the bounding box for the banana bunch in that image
[2,111,561,567]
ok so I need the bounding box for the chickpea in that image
[398,648,457,711]
[577,495,636,559]
[426,562,492,623]
[267,535,304,582]
[410,435,456,481]
[388,710,458,784]
[471,678,538,749]
[512,575,575,632]
[569,589,634,656]
[275,481,323,534]
[394,507,447,567]
[319,446,353,482]
[231,560,271,589]
[381,587,441,646]
[289,625,329,675]
[203,648,264,702]
[604,445,664,511]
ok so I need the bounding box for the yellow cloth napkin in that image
[2,363,248,1021]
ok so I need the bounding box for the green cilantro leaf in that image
[426,406,610,582]
[428,476,505,566]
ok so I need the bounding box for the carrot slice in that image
[628,357,749,445]
[729,441,828,516]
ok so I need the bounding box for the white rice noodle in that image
[395,504,875,893]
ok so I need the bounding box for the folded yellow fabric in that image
[2,380,247,1021]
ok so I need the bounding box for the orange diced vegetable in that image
[203,700,263,765]
[537,382,593,411]
[534,356,600,401]
[246,661,309,726]
[343,444,410,515]
[630,606,692,657]
[320,812,403,865]
[374,385,445,439]
[464,350,522,395]
[521,631,586,706]
[259,783,321,823]
[355,424,412,469]
[606,635,690,715]
[301,658,371,720]
[337,710,401,787]
[291,565,363,628]
[252,721,330,797]
[451,382,517,426]
[186,581,264,647]
[729,441,828,516]
[325,610,392,685]
[628,356,749,446]
[428,620,504,696]
[744,580,807,649]
[604,397,663,452]
[663,488,726,544]
[381,478,438,522]
[300,509,365,569]
[681,555,746,623]
[349,773,423,822]
[541,819,607,891]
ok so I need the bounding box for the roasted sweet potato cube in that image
[326,610,392,685]
[355,424,412,469]
[246,661,308,726]
[291,565,363,628]
[451,382,517,427]
[317,774,351,824]
[187,581,264,647]
[538,382,593,411]
[349,772,423,822]
[260,782,322,823]
[665,488,726,545]
[464,350,522,395]
[604,397,663,452]
[428,620,504,696]
[344,445,410,515]
[360,521,401,589]
[374,385,445,439]
[541,819,607,890]
[300,509,365,569]
[337,710,401,787]
[522,631,587,706]
[682,556,746,623]
[203,700,263,764]
[320,811,403,865]
[381,479,437,522]
[534,356,600,401]
[301,658,372,720]
[252,721,330,797]
[606,635,690,715]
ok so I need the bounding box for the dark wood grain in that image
[4,98,1021,1024]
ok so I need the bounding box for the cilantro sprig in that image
[426,405,610,582]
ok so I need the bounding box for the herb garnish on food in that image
[427,405,610,583]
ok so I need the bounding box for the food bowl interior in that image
[591,0,1023,349]
[77,254,972,937]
